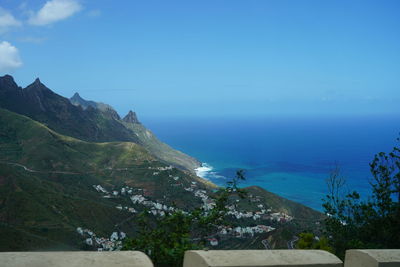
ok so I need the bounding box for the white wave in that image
[195,163,226,180]
[195,163,213,178]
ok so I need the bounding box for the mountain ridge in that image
[0,75,137,144]
[70,92,121,120]
[0,75,200,172]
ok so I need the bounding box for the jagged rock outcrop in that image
[123,110,140,124]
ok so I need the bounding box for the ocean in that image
[144,115,399,211]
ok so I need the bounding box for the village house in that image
[208,238,219,246]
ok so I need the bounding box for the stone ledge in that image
[344,249,400,267]
[183,249,343,267]
[0,251,154,267]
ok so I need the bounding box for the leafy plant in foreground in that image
[296,232,333,253]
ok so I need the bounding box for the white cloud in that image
[0,8,22,34]
[29,0,82,26]
[0,41,23,72]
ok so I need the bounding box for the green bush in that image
[296,232,333,253]
[322,139,400,259]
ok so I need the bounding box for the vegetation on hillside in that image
[0,108,208,250]
[296,233,333,252]
[123,170,247,267]
[124,122,200,172]
[0,108,154,172]
[0,103,325,254]
[300,139,400,259]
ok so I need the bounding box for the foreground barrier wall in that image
[1,249,400,267]
[344,249,400,267]
[0,251,154,267]
[183,250,343,267]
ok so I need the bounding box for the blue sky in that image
[0,0,399,118]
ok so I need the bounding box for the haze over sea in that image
[145,115,399,211]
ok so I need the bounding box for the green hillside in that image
[0,108,153,172]
[0,107,323,251]
[0,165,125,251]
[0,108,209,250]
[124,122,200,172]
[70,90,201,171]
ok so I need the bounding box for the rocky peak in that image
[25,77,49,93]
[70,92,85,104]
[123,110,140,124]
[70,92,94,109]
[71,92,81,99]
[0,75,20,91]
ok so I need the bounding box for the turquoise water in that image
[144,116,399,211]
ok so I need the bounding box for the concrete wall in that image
[183,250,343,267]
[0,251,153,267]
[1,249,400,267]
[344,249,400,267]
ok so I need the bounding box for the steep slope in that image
[69,91,201,172]
[0,75,200,171]
[0,107,209,196]
[0,75,138,143]
[0,108,153,172]
[69,91,200,171]
[122,113,200,172]
[0,165,128,251]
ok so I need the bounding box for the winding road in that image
[1,161,153,175]
[4,162,80,174]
